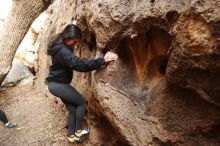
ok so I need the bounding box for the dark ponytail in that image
[48,33,62,48]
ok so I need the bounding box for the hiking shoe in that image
[75,128,90,137]
[68,134,81,143]
[5,121,17,128]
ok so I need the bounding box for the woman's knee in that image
[80,101,87,108]
[65,105,76,112]
[47,82,61,97]
[77,95,87,106]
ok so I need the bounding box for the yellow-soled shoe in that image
[75,128,90,137]
[68,135,81,143]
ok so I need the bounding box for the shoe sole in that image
[68,137,82,144]
[68,130,90,143]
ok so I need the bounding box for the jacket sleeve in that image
[59,47,105,72]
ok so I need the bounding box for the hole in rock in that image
[83,32,97,50]
[150,0,155,3]
[116,28,172,85]
[166,10,179,24]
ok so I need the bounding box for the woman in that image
[0,110,17,128]
[46,24,117,143]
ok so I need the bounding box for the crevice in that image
[152,137,173,146]
[80,17,98,50]
[87,96,130,146]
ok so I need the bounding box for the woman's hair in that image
[48,24,82,47]
[48,33,62,48]
[61,24,82,40]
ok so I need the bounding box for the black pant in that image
[48,82,87,135]
[0,110,9,124]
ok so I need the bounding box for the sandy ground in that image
[0,85,77,146]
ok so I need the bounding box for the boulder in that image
[2,58,34,87]
[36,0,220,145]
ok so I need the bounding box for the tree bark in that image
[0,0,51,85]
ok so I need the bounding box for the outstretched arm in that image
[60,48,105,72]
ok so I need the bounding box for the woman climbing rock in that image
[46,24,117,143]
[0,110,17,128]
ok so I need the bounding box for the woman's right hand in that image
[104,51,118,63]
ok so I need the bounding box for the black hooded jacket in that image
[46,38,105,84]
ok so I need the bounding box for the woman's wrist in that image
[99,58,106,65]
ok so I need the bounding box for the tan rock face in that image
[37,0,220,145]
[166,13,220,106]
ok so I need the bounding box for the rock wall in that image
[36,0,220,145]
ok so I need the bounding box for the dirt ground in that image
[0,84,76,146]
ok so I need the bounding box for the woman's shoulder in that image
[58,45,73,57]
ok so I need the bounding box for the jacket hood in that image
[47,34,65,55]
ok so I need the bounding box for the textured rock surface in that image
[36,0,220,145]
[167,12,220,107]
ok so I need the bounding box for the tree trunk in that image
[0,0,51,85]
